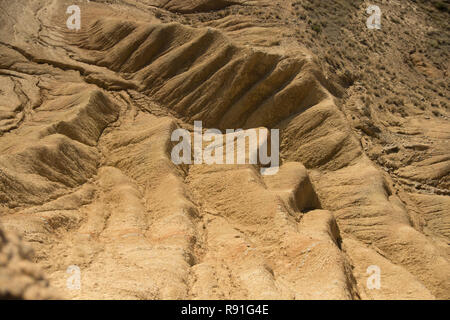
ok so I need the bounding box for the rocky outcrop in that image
[0,0,448,299]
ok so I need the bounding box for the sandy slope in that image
[0,0,448,299]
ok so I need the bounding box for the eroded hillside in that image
[0,0,448,299]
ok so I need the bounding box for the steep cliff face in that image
[0,0,448,299]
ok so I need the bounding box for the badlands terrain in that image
[0,0,449,299]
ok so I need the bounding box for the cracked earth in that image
[0,0,449,299]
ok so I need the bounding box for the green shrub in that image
[311,23,322,33]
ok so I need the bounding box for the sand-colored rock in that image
[0,226,57,299]
[0,0,448,299]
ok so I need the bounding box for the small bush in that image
[311,24,322,33]
[433,1,448,12]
